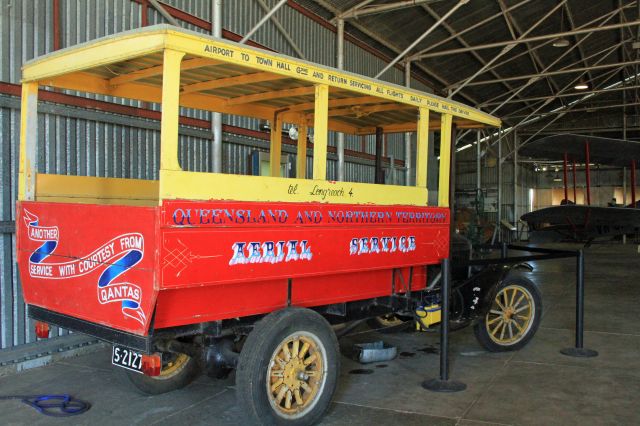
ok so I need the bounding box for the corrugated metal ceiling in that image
[307,0,640,140]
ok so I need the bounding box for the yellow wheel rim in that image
[266,332,327,419]
[486,284,535,345]
[160,353,189,377]
[376,314,404,327]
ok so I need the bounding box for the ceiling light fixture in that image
[552,38,570,48]
[553,8,570,48]
[574,81,589,90]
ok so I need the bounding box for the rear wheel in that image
[124,351,201,395]
[236,308,339,425]
[474,277,542,352]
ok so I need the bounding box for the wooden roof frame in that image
[22,25,500,135]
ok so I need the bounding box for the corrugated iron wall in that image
[0,0,427,354]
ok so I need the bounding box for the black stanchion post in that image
[501,242,508,259]
[422,258,466,392]
[561,249,598,358]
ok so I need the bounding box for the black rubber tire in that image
[236,307,340,426]
[124,352,201,395]
[474,276,542,352]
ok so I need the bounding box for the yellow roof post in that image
[312,84,329,180]
[270,113,283,177]
[297,122,308,179]
[438,113,453,207]
[416,107,430,189]
[159,49,185,172]
[18,82,39,201]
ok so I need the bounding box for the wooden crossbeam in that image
[328,103,415,117]
[226,85,316,106]
[287,95,384,113]
[42,71,362,135]
[181,72,287,94]
[109,57,221,86]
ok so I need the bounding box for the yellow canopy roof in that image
[23,25,500,135]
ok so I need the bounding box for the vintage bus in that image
[16,25,540,425]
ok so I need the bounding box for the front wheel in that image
[236,307,339,425]
[474,277,542,352]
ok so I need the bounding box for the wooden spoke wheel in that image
[266,332,327,418]
[237,308,339,425]
[474,276,542,352]
[124,350,201,395]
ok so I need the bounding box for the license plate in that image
[112,345,143,374]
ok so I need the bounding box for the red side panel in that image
[16,201,158,335]
[155,201,448,328]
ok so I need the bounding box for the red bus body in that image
[17,200,449,337]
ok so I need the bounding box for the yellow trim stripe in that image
[159,170,428,206]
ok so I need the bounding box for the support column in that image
[563,152,568,202]
[632,160,637,207]
[313,84,329,180]
[513,131,518,231]
[211,0,223,173]
[585,141,591,205]
[160,49,185,172]
[296,120,308,179]
[416,107,429,188]
[336,18,345,181]
[438,114,453,207]
[270,113,283,177]
[405,61,412,186]
[497,130,503,241]
[476,131,481,195]
[375,127,384,184]
[572,159,577,203]
[18,82,39,201]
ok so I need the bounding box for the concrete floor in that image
[1,243,639,425]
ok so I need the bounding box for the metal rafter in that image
[337,0,443,19]
[477,1,634,104]
[420,3,538,114]
[448,0,565,97]
[374,0,469,79]
[481,5,630,113]
[497,0,560,98]
[517,67,627,147]
[255,0,306,59]
[564,2,594,84]
[411,0,531,58]
[481,84,640,107]
[414,18,640,59]
[479,29,631,116]
[456,60,640,88]
[312,0,481,105]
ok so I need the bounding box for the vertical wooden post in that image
[18,82,39,201]
[438,113,453,207]
[270,113,283,177]
[296,120,308,179]
[416,107,429,189]
[159,49,185,172]
[313,84,329,180]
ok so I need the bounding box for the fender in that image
[455,262,535,323]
